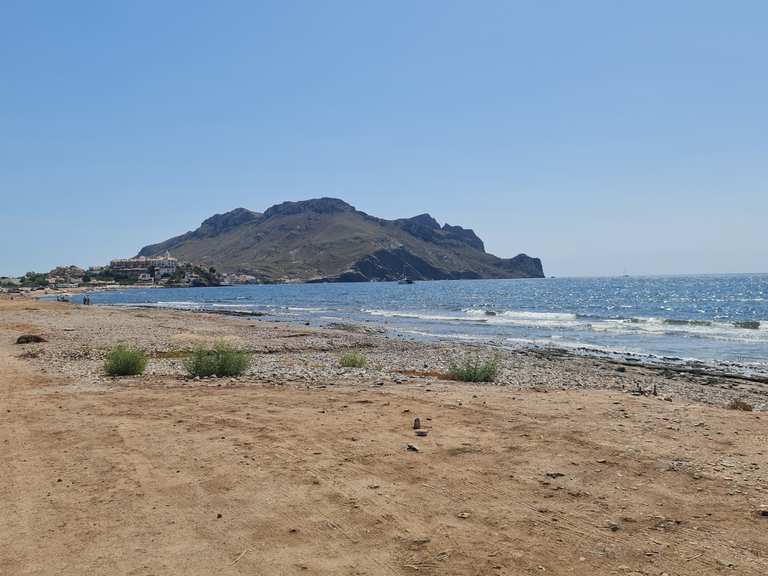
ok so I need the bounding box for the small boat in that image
[398,264,416,284]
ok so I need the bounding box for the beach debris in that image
[406,444,419,452]
[607,521,621,532]
[229,547,251,566]
[413,417,421,430]
[615,366,626,373]
[545,472,565,479]
[758,509,768,518]
[415,430,428,437]
[457,512,470,519]
[15,334,46,344]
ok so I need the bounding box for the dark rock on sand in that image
[16,335,46,344]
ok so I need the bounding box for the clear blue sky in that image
[2,1,766,277]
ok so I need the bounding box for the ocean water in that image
[76,275,768,374]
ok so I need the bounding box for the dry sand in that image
[2,298,767,575]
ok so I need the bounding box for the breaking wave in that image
[362,308,767,343]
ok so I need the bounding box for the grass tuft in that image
[183,341,251,377]
[104,344,147,376]
[339,351,367,368]
[727,398,753,411]
[448,353,499,382]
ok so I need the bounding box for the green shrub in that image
[339,351,367,368]
[184,341,250,377]
[448,353,499,382]
[104,344,147,376]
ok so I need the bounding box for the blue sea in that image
[73,274,768,375]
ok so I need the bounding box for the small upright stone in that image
[413,417,421,430]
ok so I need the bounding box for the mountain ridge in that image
[138,198,544,282]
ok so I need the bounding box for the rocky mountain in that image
[138,198,544,282]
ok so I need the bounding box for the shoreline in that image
[68,299,768,389]
[26,277,768,385]
[8,296,768,410]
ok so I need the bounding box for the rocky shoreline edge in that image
[111,302,768,388]
[7,299,764,412]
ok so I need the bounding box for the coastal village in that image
[0,252,259,293]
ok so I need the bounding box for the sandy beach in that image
[2,297,767,575]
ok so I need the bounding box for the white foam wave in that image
[590,317,768,343]
[144,301,202,310]
[362,308,768,343]
[363,309,483,323]
[465,308,578,322]
[398,329,489,342]
[364,308,582,327]
[501,336,645,356]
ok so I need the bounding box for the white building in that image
[110,252,178,278]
